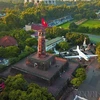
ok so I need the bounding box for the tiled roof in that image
[0,36,17,47]
[31,24,47,31]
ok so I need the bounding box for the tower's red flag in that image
[41,18,48,27]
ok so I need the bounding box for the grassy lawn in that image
[80,19,100,28]
[86,34,100,43]
[57,21,73,29]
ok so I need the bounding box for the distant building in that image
[24,0,56,5]
[62,0,91,1]
[0,36,18,47]
[0,13,6,18]
[25,24,46,31]
[24,0,33,3]
[25,25,32,31]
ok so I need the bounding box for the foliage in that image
[0,46,20,58]
[71,77,82,87]
[66,32,90,45]
[25,38,37,47]
[75,68,86,80]
[46,27,68,39]
[26,30,35,34]
[71,68,86,87]
[9,47,35,64]
[57,41,69,51]
[69,22,78,31]
[0,22,9,31]
[3,13,21,29]
[0,65,8,72]
[47,50,54,54]
[5,46,20,58]
[24,46,35,53]
[96,45,100,62]
[0,74,55,100]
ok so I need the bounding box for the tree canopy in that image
[96,44,100,62]
[0,74,55,100]
[66,32,90,45]
[71,67,86,87]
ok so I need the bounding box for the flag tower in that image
[38,30,46,58]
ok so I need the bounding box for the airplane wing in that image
[87,55,98,58]
[64,55,80,59]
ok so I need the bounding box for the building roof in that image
[31,24,46,31]
[0,36,17,47]
[46,37,64,46]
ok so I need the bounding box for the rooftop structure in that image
[46,37,65,51]
[25,24,47,31]
[0,36,17,47]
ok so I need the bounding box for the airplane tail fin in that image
[73,45,79,51]
[77,45,79,50]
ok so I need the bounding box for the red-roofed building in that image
[25,24,47,31]
[0,36,18,47]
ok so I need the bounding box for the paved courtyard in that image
[66,58,100,100]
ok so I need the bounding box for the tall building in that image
[24,0,56,5]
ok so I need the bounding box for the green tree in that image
[96,45,100,62]
[0,47,5,57]
[0,74,55,100]
[25,38,37,47]
[4,46,20,58]
[24,45,35,54]
[3,13,21,29]
[71,77,82,87]
[69,22,78,31]
[71,68,86,87]
[75,68,86,80]
[58,41,69,51]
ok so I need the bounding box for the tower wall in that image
[38,30,46,58]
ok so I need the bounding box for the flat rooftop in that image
[12,53,67,81]
[46,37,64,46]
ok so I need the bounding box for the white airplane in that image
[74,95,88,100]
[54,48,59,55]
[54,48,69,55]
[64,45,98,61]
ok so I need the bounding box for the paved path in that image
[64,58,100,100]
[76,59,100,100]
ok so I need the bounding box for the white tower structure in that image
[83,37,87,48]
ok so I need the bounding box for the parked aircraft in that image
[64,45,98,61]
[54,48,60,55]
[74,95,88,100]
[54,48,69,55]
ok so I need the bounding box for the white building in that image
[46,37,65,51]
[24,0,56,5]
[25,25,31,31]
[24,0,33,3]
